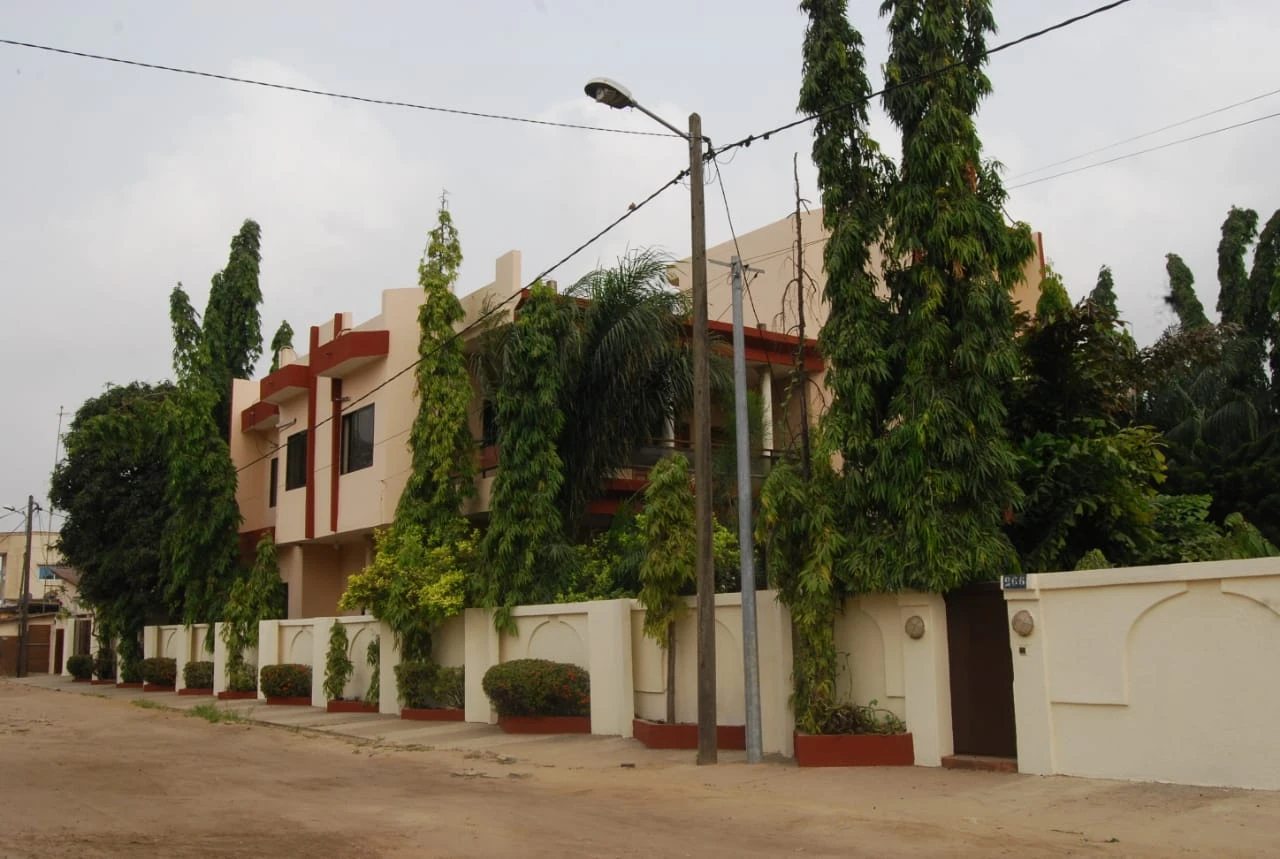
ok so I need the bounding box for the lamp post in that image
[585,78,717,765]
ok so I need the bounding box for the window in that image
[38,565,57,580]
[285,431,308,490]
[341,405,375,474]
[269,458,279,508]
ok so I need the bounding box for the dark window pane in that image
[268,458,279,507]
[341,405,375,474]
[285,431,307,490]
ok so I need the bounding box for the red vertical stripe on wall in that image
[305,325,319,540]
[330,377,342,533]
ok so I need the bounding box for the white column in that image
[175,627,192,692]
[585,600,635,737]
[1005,588,1055,775]
[212,623,228,695]
[759,366,774,452]
[897,592,954,766]
[256,620,281,701]
[756,590,795,756]
[463,607,501,723]
[310,618,328,707]
[378,620,400,716]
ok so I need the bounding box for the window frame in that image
[340,404,375,475]
[285,431,308,491]
[268,457,279,507]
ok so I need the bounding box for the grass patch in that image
[188,703,246,724]
[132,699,168,711]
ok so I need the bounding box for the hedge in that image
[260,663,311,698]
[141,657,177,686]
[67,654,94,680]
[94,651,115,681]
[183,660,214,689]
[396,661,465,709]
[481,659,589,718]
[120,659,142,683]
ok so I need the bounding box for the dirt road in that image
[2,681,1277,857]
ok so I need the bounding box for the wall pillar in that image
[756,590,794,756]
[759,366,774,452]
[585,600,635,737]
[174,627,192,692]
[377,620,400,716]
[142,625,158,660]
[897,592,953,766]
[212,622,228,695]
[463,607,500,723]
[310,617,329,707]
[1004,588,1055,775]
[256,620,281,702]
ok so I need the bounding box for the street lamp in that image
[585,77,718,765]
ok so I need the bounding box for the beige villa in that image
[230,211,1046,619]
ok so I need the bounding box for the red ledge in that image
[265,696,313,706]
[240,400,280,433]
[116,682,144,689]
[793,732,914,767]
[72,677,92,683]
[217,690,257,700]
[498,715,591,735]
[178,688,213,696]
[311,329,390,378]
[327,700,379,714]
[142,683,175,693]
[91,679,116,685]
[259,362,310,405]
[401,707,465,722]
[632,718,746,750]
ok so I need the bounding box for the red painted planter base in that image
[143,683,175,693]
[401,707,465,721]
[327,700,378,714]
[793,732,914,767]
[265,696,312,706]
[217,690,257,700]
[116,682,144,689]
[179,688,213,696]
[72,678,92,683]
[91,679,116,686]
[498,715,591,734]
[632,718,746,750]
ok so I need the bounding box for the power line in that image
[0,37,674,138]
[1010,86,1280,178]
[1007,110,1280,190]
[713,0,1137,159]
[235,167,690,474]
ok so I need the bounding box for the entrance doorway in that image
[945,582,1017,760]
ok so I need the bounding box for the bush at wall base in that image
[141,657,177,689]
[482,659,590,734]
[67,654,94,681]
[792,702,914,767]
[93,651,115,681]
[395,661,465,714]
[260,663,312,704]
[182,660,214,691]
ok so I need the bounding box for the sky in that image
[1,0,1278,520]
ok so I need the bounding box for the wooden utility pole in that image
[17,495,35,678]
[688,111,717,765]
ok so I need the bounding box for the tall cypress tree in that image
[869,0,1035,590]
[1165,253,1209,330]
[1090,266,1119,316]
[268,320,294,373]
[1253,210,1280,395]
[1217,207,1259,328]
[203,220,264,436]
[397,198,475,541]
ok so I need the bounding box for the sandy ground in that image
[2,679,1278,858]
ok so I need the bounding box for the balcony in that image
[260,363,310,404]
[311,329,390,378]
[240,401,280,433]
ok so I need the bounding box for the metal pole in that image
[17,495,35,678]
[689,112,717,765]
[731,257,764,763]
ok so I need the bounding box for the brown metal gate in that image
[0,625,52,676]
[54,629,64,675]
[945,583,1017,759]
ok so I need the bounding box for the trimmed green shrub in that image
[364,638,380,707]
[228,659,257,692]
[67,654,94,680]
[481,659,588,718]
[120,660,142,683]
[323,621,353,701]
[183,660,214,689]
[433,666,464,709]
[94,651,115,681]
[141,657,177,686]
[259,663,311,698]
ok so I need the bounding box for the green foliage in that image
[433,666,465,709]
[50,382,176,659]
[1074,549,1112,571]
[141,657,177,686]
[339,525,472,661]
[323,621,353,701]
[67,654,94,680]
[222,534,285,680]
[1165,253,1209,330]
[365,638,380,707]
[268,320,294,373]
[1090,266,1119,316]
[556,511,645,602]
[397,196,475,542]
[480,283,571,629]
[1217,207,1259,328]
[481,659,589,718]
[757,460,845,733]
[183,660,214,689]
[120,657,142,684]
[815,700,907,736]
[202,219,264,435]
[1035,268,1073,320]
[188,703,245,724]
[169,285,202,382]
[395,661,465,709]
[259,663,311,699]
[226,653,257,693]
[93,649,115,681]
[1218,512,1280,559]
[638,455,695,647]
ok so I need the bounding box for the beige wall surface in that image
[0,531,63,602]
[1006,558,1280,790]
